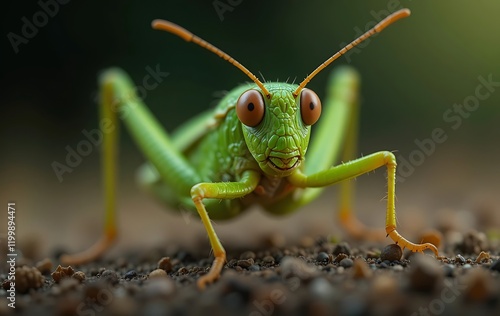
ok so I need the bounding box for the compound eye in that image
[236,89,265,127]
[300,88,322,126]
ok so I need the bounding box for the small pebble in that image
[35,258,53,274]
[16,266,44,293]
[124,270,137,280]
[248,264,260,272]
[72,271,86,283]
[239,251,256,260]
[455,254,466,265]
[392,264,403,272]
[317,252,329,264]
[366,250,380,259]
[322,263,335,272]
[177,267,188,275]
[101,270,119,285]
[457,231,489,255]
[157,257,172,273]
[443,264,455,278]
[334,253,348,263]
[333,242,351,256]
[227,259,238,268]
[379,262,390,269]
[237,258,254,268]
[339,258,353,268]
[380,244,402,262]
[51,265,75,283]
[352,258,372,279]
[149,269,168,278]
[262,255,275,264]
[475,251,490,263]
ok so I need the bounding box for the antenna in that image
[152,20,271,98]
[293,9,411,97]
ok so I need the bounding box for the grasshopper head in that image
[236,83,321,177]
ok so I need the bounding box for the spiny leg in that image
[191,170,260,289]
[288,151,438,255]
[61,70,122,265]
[335,93,384,240]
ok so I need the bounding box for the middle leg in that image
[288,151,438,255]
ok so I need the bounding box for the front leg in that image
[288,151,438,255]
[191,170,260,289]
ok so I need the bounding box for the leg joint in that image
[191,183,207,201]
[382,151,397,168]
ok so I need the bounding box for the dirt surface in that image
[1,229,499,316]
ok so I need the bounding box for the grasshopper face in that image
[236,83,322,177]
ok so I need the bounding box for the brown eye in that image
[300,88,321,125]
[236,89,265,127]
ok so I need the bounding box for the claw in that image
[386,225,439,256]
[197,255,225,290]
[60,231,116,266]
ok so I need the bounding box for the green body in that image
[96,65,404,251]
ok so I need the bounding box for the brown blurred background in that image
[1,0,499,266]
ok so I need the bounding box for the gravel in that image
[1,233,499,316]
[380,244,403,262]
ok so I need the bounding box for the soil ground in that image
[1,229,499,316]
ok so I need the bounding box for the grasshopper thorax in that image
[236,83,321,177]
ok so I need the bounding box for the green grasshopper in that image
[61,8,438,289]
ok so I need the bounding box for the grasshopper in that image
[61,8,438,289]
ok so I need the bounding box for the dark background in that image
[1,0,499,259]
